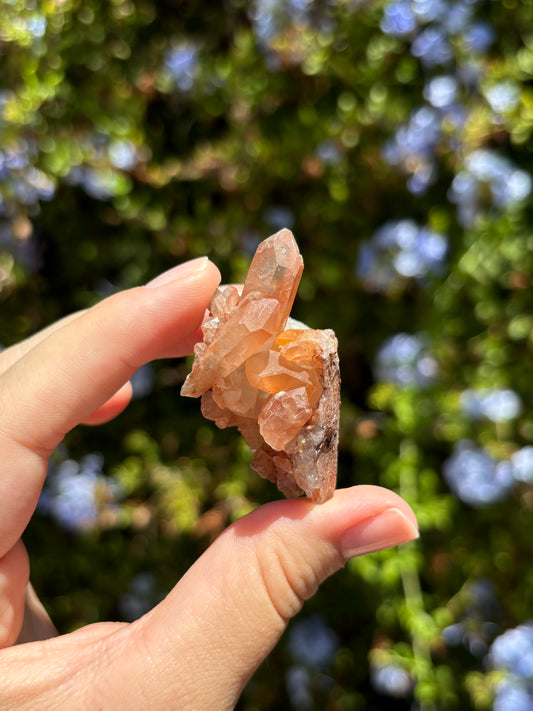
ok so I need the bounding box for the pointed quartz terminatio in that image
[181,229,340,503]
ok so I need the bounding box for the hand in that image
[0,257,418,710]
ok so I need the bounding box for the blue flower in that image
[375,332,438,387]
[288,615,338,667]
[130,364,154,399]
[108,139,138,171]
[410,0,447,23]
[380,1,417,37]
[164,41,199,91]
[442,579,499,658]
[460,388,522,423]
[424,76,458,109]
[489,623,533,711]
[383,106,441,165]
[371,662,413,698]
[66,164,128,201]
[411,28,453,67]
[490,623,533,679]
[465,151,532,206]
[450,150,532,224]
[443,440,514,507]
[442,3,473,36]
[249,0,280,45]
[462,20,495,54]
[382,106,443,194]
[22,167,56,202]
[493,679,533,711]
[286,666,313,709]
[357,220,447,292]
[39,453,120,533]
[315,140,342,165]
[511,447,533,484]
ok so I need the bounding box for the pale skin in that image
[0,257,418,710]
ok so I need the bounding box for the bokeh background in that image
[2,0,533,708]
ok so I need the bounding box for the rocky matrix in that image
[181,229,340,503]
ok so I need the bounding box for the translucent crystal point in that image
[181,229,340,503]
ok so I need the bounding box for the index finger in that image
[0,257,221,556]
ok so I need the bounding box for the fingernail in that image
[145,257,209,288]
[340,507,419,560]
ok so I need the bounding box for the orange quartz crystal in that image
[181,228,340,503]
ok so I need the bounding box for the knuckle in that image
[254,532,336,623]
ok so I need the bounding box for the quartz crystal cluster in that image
[181,229,340,503]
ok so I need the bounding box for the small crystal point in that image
[181,229,340,503]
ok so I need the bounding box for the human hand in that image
[0,257,418,710]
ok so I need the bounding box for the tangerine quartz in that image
[181,229,340,503]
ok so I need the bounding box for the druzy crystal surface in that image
[181,229,340,503]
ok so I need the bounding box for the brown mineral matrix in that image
[181,229,340,503]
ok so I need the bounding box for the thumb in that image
[105,485,418,710]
